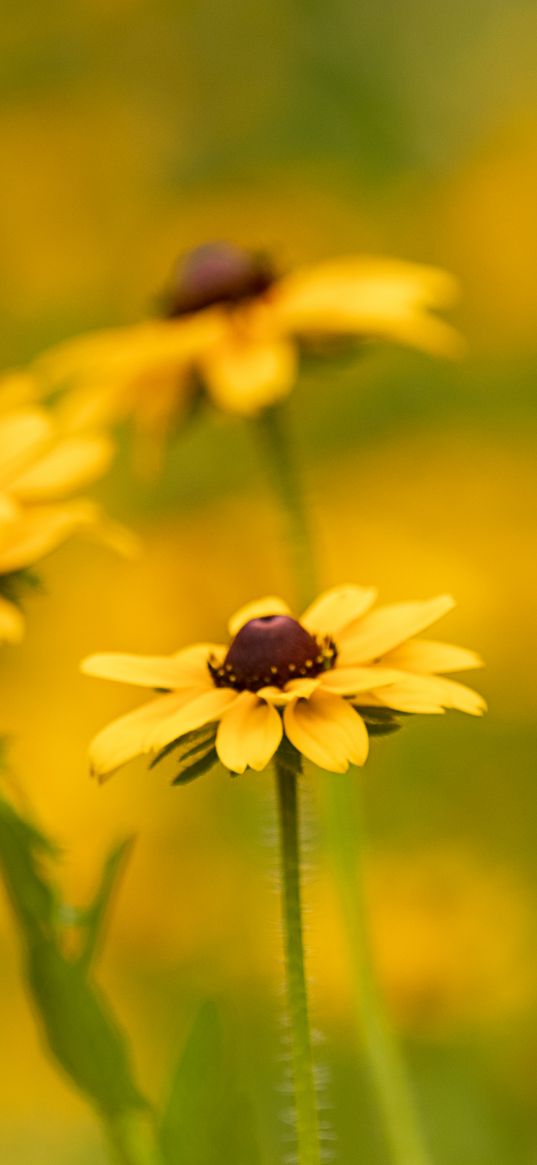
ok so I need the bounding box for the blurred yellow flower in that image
[35,243,463,434]
[0,406,116,642]
[82,584,484,780]
[0,369,41,413]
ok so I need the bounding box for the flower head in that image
[82,585,484,781]
[35,243,463,436]
[0,405,121,642]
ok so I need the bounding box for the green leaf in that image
[0,798,59,937]
[77,837,134,972]
[171,748,218,786]
[159,1002,263,1165]
[357,707,404,736]
[0,568,43,607]
[150,723,216,770]
[150,723,220,785]
[0,795,147,1118]
[27,937,146,1116]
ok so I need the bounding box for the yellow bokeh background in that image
[0,3,536,1162]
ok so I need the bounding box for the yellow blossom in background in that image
[0,370,42,414]
[82,584,484,780]
[34,243,463,438]
[0,405,118,642]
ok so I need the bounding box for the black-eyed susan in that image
[82,585,484,780]
[0,406,122,642]
[36,243,463,434]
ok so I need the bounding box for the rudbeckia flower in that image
[82,586,484,781]
[35,243,462,434]
[0,406,119,643]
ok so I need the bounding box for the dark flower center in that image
[208,615,337,692]
[162,243,276,318]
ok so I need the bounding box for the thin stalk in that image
[324,778,431,1165]
[260,400,432,1165]
[275,753,321,1165]
[254,405,318,610]
[104,1111,165,1165]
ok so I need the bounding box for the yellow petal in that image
[338,595,455,665]
[258,677,321,705]
[284,690,369,772]
[380,673,486,716]
[216,691,282,773]
[89,691,186,780]
[85,514,141,559]
[36,315,221,433]
[37,315,221,385]
[274,258,463,357]
[426,675,487,716]
[172,642,226,679]
[0,370,41,412]
[0,409,52,487]
[9,434,115,502]
[201,323,297,415]
[0,501,99,573]
[145,686,238,752]
[0,491,20,531]
[319,666,400,695]
[81,652,210,691]
[362,672,486,716]
[382,638,483,674]
[55,379,134,431]
[301,585,378,636]
[354,681,445,715]
[379,312,464,360]
[228,596,291,637]
[0,595,25,643]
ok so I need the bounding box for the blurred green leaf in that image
[0,797,59,937]
[0,795,147,1118]
[0,568,42,606]
[27,938,146,1116]
[77,836,134,972]
[159,1001,263,1165]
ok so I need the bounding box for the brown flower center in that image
[208,614,336,692]
[162,243,276,318]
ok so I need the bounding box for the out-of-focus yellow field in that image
[0,3,536,1163]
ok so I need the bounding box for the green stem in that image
[324,778,431,1165]
[259,400,432,1165]
[104,1111,165,1165]
[275,753,321,1165]
[254,405,318,610]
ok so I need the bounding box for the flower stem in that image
[323,777,431,1165]
[275,751,321,1165]
[104,1111,164,1165]
[259,400,432,1165]
[254,405,318,610]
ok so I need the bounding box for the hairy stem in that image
[260,399,432,1165]
[275,752,321,1165]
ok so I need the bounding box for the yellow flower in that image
[35,243,462,433]
[0,406,117,642]
[0,369,41,413]
[82,585,484,781]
